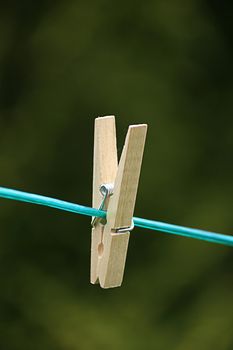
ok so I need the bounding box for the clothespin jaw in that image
[91,116,147,288]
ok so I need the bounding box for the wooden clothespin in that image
[91,116,147,288]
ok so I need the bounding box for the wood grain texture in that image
[98,124,147,288]
[90,116,118,284]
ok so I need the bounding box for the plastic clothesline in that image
[0,186,232,247]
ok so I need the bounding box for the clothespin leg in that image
[98,124,147,288]
[90,116,118,284]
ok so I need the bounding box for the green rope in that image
[0,187,232,247]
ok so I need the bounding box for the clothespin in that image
[91,116,147,288]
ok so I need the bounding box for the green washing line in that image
[0,187,232,247]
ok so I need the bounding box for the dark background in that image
[0,1,233,349]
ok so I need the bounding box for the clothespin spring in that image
[114,221,135,233]
[91,183,134,233]
[91,183,114,227]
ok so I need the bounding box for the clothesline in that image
[0,187,232,247]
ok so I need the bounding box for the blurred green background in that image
[0,1,233,349]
